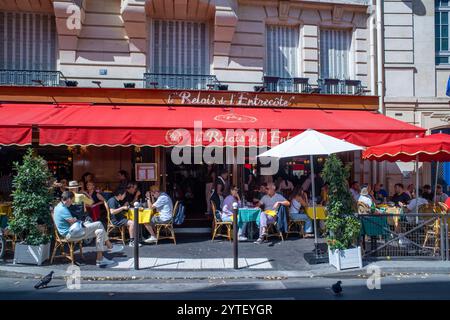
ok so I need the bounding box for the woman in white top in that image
[289,188,313,236]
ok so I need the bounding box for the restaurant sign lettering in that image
[167,91,296,108]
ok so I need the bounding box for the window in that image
[319,29,352,79]
[0,12,57,70]
[265,25,300,78]
[151,20,209,75]
[436,0,450,64]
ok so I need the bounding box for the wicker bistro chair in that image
[211,201,232,241]
[104,201,127,245]
[357,201,371,215]
[286,213,305,239]
[422,203,447,255]
[155,201,179,245]
[50,211,83,264]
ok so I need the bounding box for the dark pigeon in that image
[34,271,54,289]
[331,281,342,295]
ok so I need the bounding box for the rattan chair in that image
[265,207,286,241]
[286,213,305,239]
[104,201,127,245]
[357,201,371,215]
[50,212,83,264]
[422,203,445,255]
[211,201,232,241]
[155,201,179,245]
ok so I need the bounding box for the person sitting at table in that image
[54,191,123,267]
[220,186,248,241]
[434,184,449,204]
[86,182,106,206]
[349,181,361,203]
[254,182,290,244]
[422,184,433,202]
[81,172,95,192]
[357,187,381,214]
[405,190,429,213]
[67,180,94,221]
[145,185,174,242]
[373,183,388,204]
[391,183,411,206]
[53,179,68,201]
[289,188,314,238]
[108,188,154,247]
[124,182,141,205]
[252,183,267,204]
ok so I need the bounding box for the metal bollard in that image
[232,202,239,270]
[133,203,140,270]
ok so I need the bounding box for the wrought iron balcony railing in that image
[144,73,225,90]
[263,76,313,93]
[0,70,66,86]
[260,76,365,95]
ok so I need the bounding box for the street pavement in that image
[1,272,450,300]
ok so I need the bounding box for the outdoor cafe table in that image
[305,206,327,220]
[236,207,261,240]
[126,208,156,224]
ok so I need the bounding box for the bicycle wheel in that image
[0,236,5,259]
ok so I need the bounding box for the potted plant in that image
[323,155,362,270]
[10,149,54,265]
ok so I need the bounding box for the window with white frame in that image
[150,20,209,75]
[0,12,57,70]
[319,29,352,79]
[436,0,450,64]
[265,25,300,78]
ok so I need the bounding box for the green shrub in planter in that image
[322,154,361,251]
[9,149,54,246]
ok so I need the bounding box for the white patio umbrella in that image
[257,129,363,254]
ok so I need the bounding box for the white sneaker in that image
[96,257,115,267]
[144,236,157,244]
[238,236,248,242]
[108,244,124,254]
[128,240,142,248]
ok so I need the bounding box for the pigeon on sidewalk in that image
[34,271,54,289]
[331,281,343,295]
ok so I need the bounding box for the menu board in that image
[135,163,158,182]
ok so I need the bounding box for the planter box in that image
[13,242,50,266]
[328,246,363,271]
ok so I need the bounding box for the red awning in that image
[362,133,450,162]
[0,104,425,147]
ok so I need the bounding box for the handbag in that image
[68,221,86,238]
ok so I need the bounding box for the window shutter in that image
[265,25,300,78]
[320,29,351,79]
[0,12,56,70]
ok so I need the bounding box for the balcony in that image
[260,76,365,95]
[144,73,227,90]
[0,70,66,87]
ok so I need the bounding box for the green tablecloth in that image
[238,208,261,229]
[360,215,391,238]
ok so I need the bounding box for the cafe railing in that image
[358,213,449,260]
[144,73,224,90]
[0,69,66,86]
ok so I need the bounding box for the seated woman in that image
[220,186,248,241]
[85,182,106,221]
[289,188,314,238]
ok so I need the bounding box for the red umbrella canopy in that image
[362,133,450,162]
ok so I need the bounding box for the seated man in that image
[145,185,174,239]
[254,182,290,244]
[406,191,429,213]
[107,188,154,247]
[221,186,248,241]
[54,191,123,267]
[67,180,94,221]
[391,183,411,206]
[123,182,141,205]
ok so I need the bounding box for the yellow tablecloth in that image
[126,208,156,224]
[305,206,327,220]
[377,205,401,227]
[0,202,12,217]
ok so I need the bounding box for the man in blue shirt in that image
[54,191,123,267]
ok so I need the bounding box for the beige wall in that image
[1,0,372,90]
